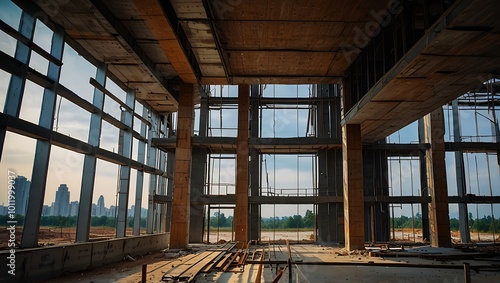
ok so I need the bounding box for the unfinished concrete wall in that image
[0,233,169,282]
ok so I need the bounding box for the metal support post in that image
[116,88,135,238]
[157,118,167,233]
[22,24,65,247]
[190,97,208,242]
[0,4,36,162]
[133,107,148,235]
[452,100,470,243]
[418,118,431,241]
[249,84,260,240]
[146,111,159,234]
[76,62,107,242]
[165,127,175,233]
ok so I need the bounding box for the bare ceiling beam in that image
[89,0,180,101]
[134,0,202,85]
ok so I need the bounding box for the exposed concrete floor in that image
[42,244,500,283]
[196,244,500,283]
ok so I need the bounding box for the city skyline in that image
[0,175,147,218]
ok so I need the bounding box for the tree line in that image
[0,215,147,228]
[209,210,316,229]
[209,211,500,233]
[391,212,500,233]
[4,212,500,233]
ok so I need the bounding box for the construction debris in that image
[155,242,500,282]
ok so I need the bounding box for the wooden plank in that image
[215,253,231,269]
[255,250,264,283]
[162,251,221,282]
[184,252,222,282]
[161,253,202,278]
[222,251,241,272]
[200,253,224,273]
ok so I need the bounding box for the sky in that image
[0,0,499,223]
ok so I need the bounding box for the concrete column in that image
[424,108,452,247]
[342,124,365,250]
[116,88,135,238]
[170,83,194,248]
[22,25,65,247]
[235,84,249,243]
[133,107,148,235]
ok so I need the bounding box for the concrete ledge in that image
[0,233,169,282]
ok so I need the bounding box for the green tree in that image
[304,209,314,228]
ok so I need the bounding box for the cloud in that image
[55,98,91,141]
[60,44,96,103]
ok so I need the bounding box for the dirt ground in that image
[3,226,500,249]
[0,226,145,248]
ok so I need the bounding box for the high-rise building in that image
[97,195,105,217]
[69,201,79,216]
[107,205,116,217]
[0,205,7,215]
[91,203,97,216]
[42,205,50,216]
[14,176,31,216]
[54,184,70,216]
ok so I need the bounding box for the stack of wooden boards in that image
[161,241,260,282]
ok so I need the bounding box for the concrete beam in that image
[169,83,194,249]
[424,108,452,248]
[234,84,249,242]
[342,124,365,250]
[134,0,199,84]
